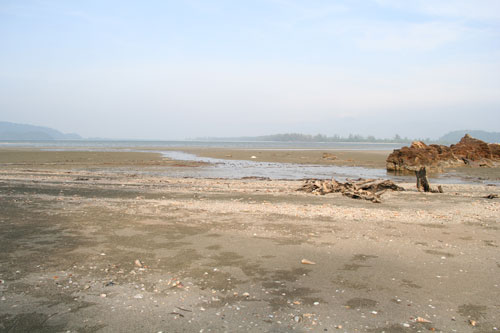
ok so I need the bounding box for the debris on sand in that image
[322,153,337,160]
[301,259,316,265]
[416,317,431,323]
[484,194,498,199]
[176,306,192,312]
[134,259,143,267]
[297,178,404,203]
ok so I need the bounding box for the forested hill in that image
[438,130,500,143]
[0,121,81,140]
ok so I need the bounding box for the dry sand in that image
[0,149,499,332]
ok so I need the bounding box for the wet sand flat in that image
[178,147,500,181]
[0,147,391,168]
[179,147,391,168]
[0,149,499,332]
[0,149,204,169]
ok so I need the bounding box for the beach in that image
[178,148,391,168]
[0,148,499,332]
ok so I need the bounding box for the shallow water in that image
[6,140,497,184]
[160,151,391,181]
[0,139,405,150]
[159,151,489,185]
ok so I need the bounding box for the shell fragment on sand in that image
[301,259,316,265]
[416,317,431,323]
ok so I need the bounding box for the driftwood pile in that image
[297,178,405,203]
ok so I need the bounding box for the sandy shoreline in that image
[0,147,390,168]
[0,149,499,332]
[177,148,391,168]
[2,147,499,182]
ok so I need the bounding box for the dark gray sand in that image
[0,150,499,332]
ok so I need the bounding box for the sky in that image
[1,0,499,140]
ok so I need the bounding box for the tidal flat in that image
[0,149,499,332]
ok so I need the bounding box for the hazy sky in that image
[1,0,499,139]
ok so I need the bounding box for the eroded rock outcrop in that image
[386,134,500,172]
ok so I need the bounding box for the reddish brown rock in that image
[450,134,492,162]
[386,141,457,172]
[487,143,500,159]
[386,134,500,172]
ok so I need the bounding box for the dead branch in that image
[297,177,404,203]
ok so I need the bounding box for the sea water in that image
[0,140,494,184]
[0,139,404,150]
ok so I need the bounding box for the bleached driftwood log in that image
[297,178,404,203]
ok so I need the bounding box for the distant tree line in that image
[253,133,421,143]
[195,130,500,144]
[197,133,432,143]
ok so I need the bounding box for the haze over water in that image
[0,140,404,150]
[1,1,499,140]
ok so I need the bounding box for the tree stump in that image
[416,167,431,192]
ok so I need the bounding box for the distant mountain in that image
[439,130,500,144]
[0,121,81,140]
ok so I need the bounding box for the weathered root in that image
[297,178,404,203]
